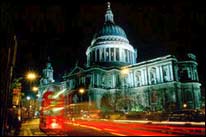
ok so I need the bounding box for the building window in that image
[179,68,189,81]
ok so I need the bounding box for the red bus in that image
[39,87,65,131]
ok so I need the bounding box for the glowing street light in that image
[32,86,38,92]
[120,67,130,111]
[26,96,31,100]
[79,88,85,102]
[26,72,37,81]
[121,67,129,75]
[183,103,187,108]
[79,88,85,94]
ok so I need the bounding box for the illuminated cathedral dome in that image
[86,2,137,67]
[91,2,128,46]
[95,22,127,39]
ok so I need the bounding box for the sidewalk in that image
[18,118,47,136]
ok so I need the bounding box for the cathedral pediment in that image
[69,65,84,76]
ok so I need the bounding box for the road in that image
[71,119,205,136]
[18,118,205,136]
[19,118,114,136]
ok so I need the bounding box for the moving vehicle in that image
[39,87,65,130]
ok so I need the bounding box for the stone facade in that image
[39,2,202,112]
[63,54,201,112]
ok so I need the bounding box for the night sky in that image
[1,0,205,87]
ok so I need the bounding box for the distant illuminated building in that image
[39,2,202,112]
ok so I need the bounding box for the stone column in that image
[121,49,124,62]
[92,73,94,87]
[119,48,122,62]
[156,66,160,83]
[126,50,128,63]
[143,68,148,85]
[104,48,106,62]
[114,48,116,61]
[175,84,182,110]
[127,72,131,87]
[131,52,134,64]
[99,48,102,62]
[95,93,102,109]
[140,69,144,86]
[94,49,97,62]
[130,51,132,64]
[112,73,115,88]
[133,70,136,87]
[191,66,194,80]
[159,66,163,83]
[168,64,174,81]
[89,95,92,106]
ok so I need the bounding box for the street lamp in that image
[26,72,37,81]
[26,96,32,119]
[11,71,39,122]
[26,96,31,101]
[121,67,129,75]
[32,86,38,92]
[120,67,130,112]
[183,103,187,109]
[79,88,85,102]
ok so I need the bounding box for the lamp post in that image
[27,72,41,119]
[26,72,38,90]
[79,88,85,102]
[26,96,31,119]
[26,72,37,81]
[120,67,130,112]
[183,103,187,109]
[17,71,39,121]
[32,86,38,92]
